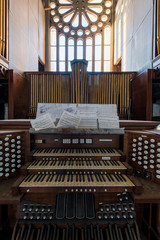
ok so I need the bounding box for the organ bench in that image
[0,120,159,240]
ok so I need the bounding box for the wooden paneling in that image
[0,120,159,130]
[8,70,28,119]
[131,69,153,120]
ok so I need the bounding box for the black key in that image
[66,193,75,219]
[120,174,127,182]
[67,174,70,182]
[101,174,106,182]
[55,174,59,182]
[36,174,42,182]
[110,160,114,166]
[24,174,33,182]
[82,174,85,182]
[71,174,73,182]
[109,174,115,182]
[41,174,46,182]
[58,161,61,166]
[58,174,62,182]
[76,192,85,219]
[37,174,43,182]
[106,161,110,166]
[98,174,103,182]
[62,174,65,182]
[56,193,66,219]
[42,161,46,166]
[33,174,40,182]
[76,174,78,182]
[87,173,90,182]
[96,160,100,166]
[49,174,54,182]
[95,174,99,182]
[79,174,82,182]
[114,174,120,182]
[85,193,95,219]
[105,174,111,182]
[90,173,94,182]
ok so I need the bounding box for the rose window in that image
[49,0,113,72]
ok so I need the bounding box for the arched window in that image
[104,26,111,71]
[86,38,92,71]
[50,0,113,72]
[59,34,66,71]
[50,28,57,71]
[68,38,74,71]
[77,39,83,59]
[95,34,102,71]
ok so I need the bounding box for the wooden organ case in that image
[10,128,142,240]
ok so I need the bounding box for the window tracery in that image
[50,0,112,71]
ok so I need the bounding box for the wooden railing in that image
[26,71,135,118]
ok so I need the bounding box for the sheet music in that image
[35,103,120,129]
[36,103,77,122]
[57,111,80,128]
[98,118,119,129]
[31,113,55,130]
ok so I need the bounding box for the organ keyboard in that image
[18,172,135,193]
[33,148,121,157]
[12,128,142,195]
[26,159,131,174]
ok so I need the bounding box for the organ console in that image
[9,127,143,240]
[12,128,141,195]
[0,121,160,239]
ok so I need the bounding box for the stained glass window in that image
[50,0,113,71]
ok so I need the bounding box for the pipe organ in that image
[0,121,160,239]
[9,127,143,240]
